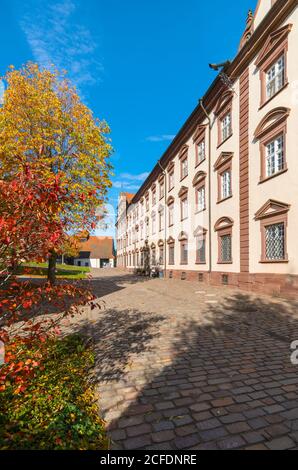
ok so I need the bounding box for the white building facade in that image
[116,0,298,299]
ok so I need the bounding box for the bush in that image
[0,335,109,450]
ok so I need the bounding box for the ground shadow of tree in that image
[105,292,298,450]
[71,307,165,381]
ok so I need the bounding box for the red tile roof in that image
[78,236,114,259]
[124,192,135,203]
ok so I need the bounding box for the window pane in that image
[181,242,188,264]
[266,55,285,99]
[265,223,285,260]
[197,141,205,163]
[197,237,206,263]
[221,234,232,262]
[221,113,231,141]
[266,135,284,177]
[197,186,205,211]
[169,245,174,265]
[221,170,231,199]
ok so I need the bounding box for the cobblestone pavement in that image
[71,268,298,450]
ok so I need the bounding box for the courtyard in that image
[69,269,298,450]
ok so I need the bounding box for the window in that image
[255,24,291,106]
[169,171,174,190]
[140,222,143,240]
[196,186,205,212]
[221,112,232,142]
[221,170,231,199]
[168,244,175,265]
[220,234,232,263]
[159,209,164,231]
[160,181,164,199]
[196,235,206,264]
[197,140,205,165]
[145,196,149,211]
[255,199,289,263]
[215,217,233,264]
[152,213,156,234]
[266,55,285,100]
[181,158,188,180]
[254,107,289,182]
[181,197,188,220]
[265,134,284,177]
[265,222,285,260]
[145,218,149,237]
[214,152,233,203]
[180,241,188,265]
[168,203,174,226]
[159,247,164,265]
[152,190,156,206]
[151,248,156,265]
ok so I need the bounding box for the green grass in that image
[0,335,109,450]
[18,262,90,279]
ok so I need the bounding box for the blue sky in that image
[1,0,257,235]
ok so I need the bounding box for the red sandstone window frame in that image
[214,217,234,264]
[254,199,290,264]
[214,152,233,203]
[259,214,288,263]
[259,124,287,183]
[255,24,292,109]
[254,107,290,184]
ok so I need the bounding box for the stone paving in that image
[71,269,298,450]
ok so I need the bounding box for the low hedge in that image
[0,335,109,450]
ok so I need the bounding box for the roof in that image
[124,192,135,203]
[78,236,114,259]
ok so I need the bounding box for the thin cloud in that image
[20,0,103,91]
[146,134,175,142]
[113,181,140,191]
[119,172,149,181]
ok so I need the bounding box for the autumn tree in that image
[0,165,99,394]
[0,63,112,283]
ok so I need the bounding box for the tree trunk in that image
[48,252,57,285]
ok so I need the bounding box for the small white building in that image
[74,236,115,268]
